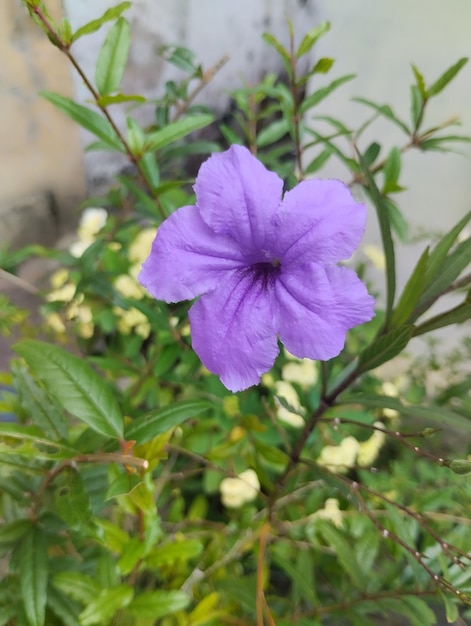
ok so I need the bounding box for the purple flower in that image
[139,145,375,392]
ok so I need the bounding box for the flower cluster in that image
[45,212,157,341]
[139,145,375,392]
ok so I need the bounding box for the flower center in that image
[248,259,281,289]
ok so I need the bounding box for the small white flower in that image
[77,208,108,241]
[282,358,318,387]
[364,244,386,271]
[114,274,146,299]
[219,469,260,509]
[317,436,359,473]
[274,381,304,428]
[357,422,386,467]
[311,498,343,528]
[129,228,158,264]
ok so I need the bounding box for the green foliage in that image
[4,2,471,624]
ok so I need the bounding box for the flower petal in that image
[139,205,246,302]
[189,271,279,392]
[194,145,283,254]
[273,180,367,266]
[274,264,375,360]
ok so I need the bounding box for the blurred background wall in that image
[2,0,470,273]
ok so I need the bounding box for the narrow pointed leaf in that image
[95,17,131,95]
[13,364,68,440]
[390,247,429,328]
[72,2,132,42]
[19,526,48,626]
[340,393,471,431]
[414,237,471,318]
[382,147,401,194]
[410,85,424,131]
[317,523,365,589]
[124,400,210,444]
[411,64,427,98]
[40,92,123,151]
[357,148,396,326]
[296,22,330,58]
[300,75,355,113]
[13,340,123,439]
[353,98,410,135]
[413,297,471,336]
[363,142,380,167]
[127,590,189,619]
[262,33,291,73]
[79,586,134,626]
[428,57,468,97]
[358,326,413,372]
[424,211,471,287]
[96,93,146,107]
[145,114,214,152]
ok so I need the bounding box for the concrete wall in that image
[313,0,471,352]
[62,0,317,190]
[0,0,86,247]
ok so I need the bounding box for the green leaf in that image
[127,590,189,619]
[353,98,410,135]
[317,522,365,589]
[138,152,160,192]
[413,297,471,336]
[390,247,429,328]
[13,364,68,440]
[79,586,134,626]
[440,591,459,623]
[383,197,409,242]
[340,393,471,432]
[256,118,290,148]
[40,92,123,151]
[357,149,396,326]
[72,2,132,42]
[54,467,92,529]
[19,526,48,626]
[53,572,101,607]
[296,22,330,58]
[358,326,413,372]
[96,93,146,107]
[363,142,380,167]
[124,400,210,444]
[414,236,471,318]
[382,147,401,194]
[147,540,203,567]
[305,147,332,174]
[95,17,131,95]
[310,57,334,75]
[300,75,355,114]
[13,340,123,439]
[158,45,200,74]
[419,134,471,152]
[428,57,468,97]
[0,422,76,456]
[424,211,471,288]
[0,519,32,545]
[262,33,291,73]
[271,551,319,607]
[46,587,81,626]
[410,84,424,131]
[126,116,146,154]
[145,114,214,152]
[411,64,428,98]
